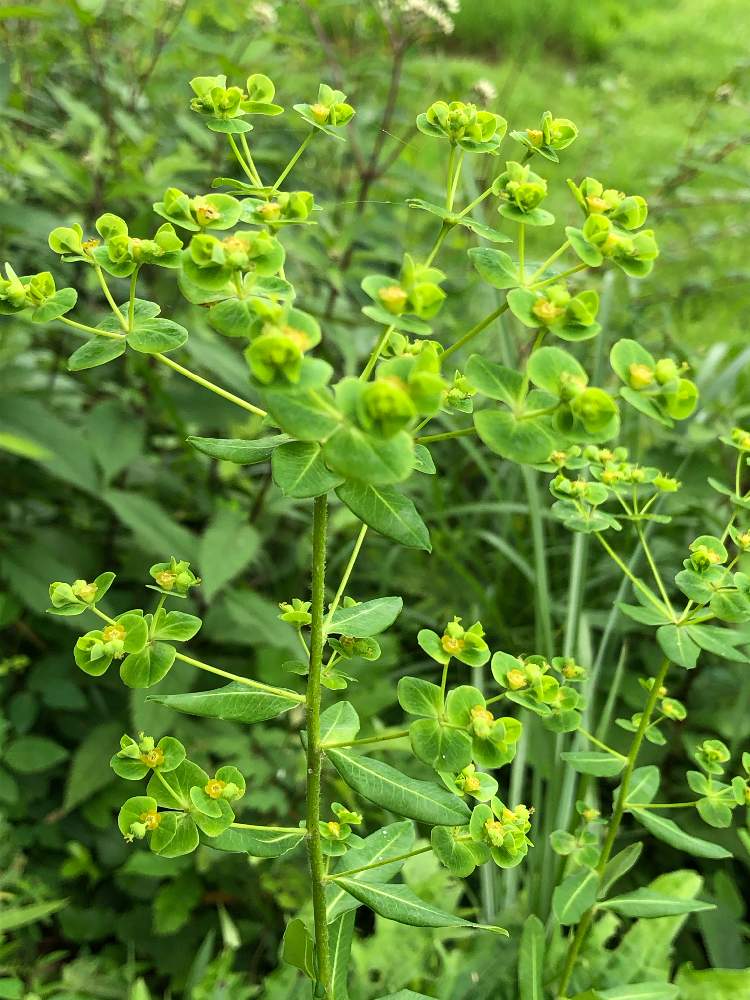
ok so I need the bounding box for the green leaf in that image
[148,682,300,723]
[120,642,176,688]
[686,625,749,662]
[527,346,586,395]
[326,821,416,923]
[324,426,414,485]
[620,766,660,806]
[326,749,470,827]
[468,247,520,288]
[0,898,67,934]
[561,751,626,777]
[518,914,545,1000]
[188,434,290,465]
[675,966,750,999]
[31,287,77,323]
[553,868,600,925]
[596,986,678,1000]
[474,408,556,464]
[397,677,443,717]
[431,825,485,876]
[656,624,700,668]
[330,910,355,1000]
[207,826,305,858]
[618,602,672,626]
[320,701,360,746]
[629,808,731,858]
[4,736,68,773]
[151,610,202,643]
[466,355,524,406]
[68,337,126,371]
[127,318,188,355]
[599,889,716,918]
[147,760,208,810]
[272,441,343,498]
[327,596,403,637]
[199,507,259,600]
[331,878,507,933]
[282,918,316,980]
[600,842,643,897]
[264,385,342,442]
[336,482,431,551]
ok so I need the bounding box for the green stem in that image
[360,324,395,381]
[518,224,525,283]
[441,302,509,363]
[636,524,674,614]
[128,266,140,330]
[240,132,263,186]
[595,532,667,616]
[326,844,432,881]
[425,223,449,267]
[527,239,571,284]
[231,822,306,833]
[228,133,257,184]
[154,353,267,417]
[456,185,493,219]
[94,265,128,330]
[445,145,456,210]
[531,262,587,290]
[557,657,672,996]
[307,494,331,996]
[324,729,409,750]
[448,149,464,211]
[624,800,698,810]
[325,523,368,628]
[415,426,476,445]
[578,728,627,760]
[273,131,314,192]
[60,316,124,341]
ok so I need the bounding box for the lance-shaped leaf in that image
[188,434,290,465]
[331,878,507,933]
[656,624,700,668]
[518,914,545,1000]
[561,751,626,777]
[282,918,315,980]
[330,910,355,1000]
[327,597,403,637]
[596,986,679,1000]
[206,825,306,858]
[148,682,300,723]
[326,749,470,827]
[598,888,715,918]
[336,482,431,551]
[320,701,361,746]
[553,867,600,925]
[68,337,126,371]
[326,820,416,922]
[628,808,731,859]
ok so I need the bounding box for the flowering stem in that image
[518,224,525,282]
[425,223,449,267]
[594,532,667,616]
[531,262,587,290]
[273,131,314,192]
[128,266,140,330]
[457,185,493,219]
[154,353,267,417]
[527,239,571,284]
[227,133,258,185]
[557,656,672,996]
[416,426,476,444]
[441,301,509,363]
[306,494,331,996]
[240,132,263,186]
[231,822,306,833]
[577,727,627,760]
[635,523,674,614]
[360,324,395,381]
[94,265,128,331]
[325,523,368,629]
[325,844,432,881]
[324,729,410,750]
[60,316,124,341]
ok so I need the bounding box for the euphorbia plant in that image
[6,72,749,999]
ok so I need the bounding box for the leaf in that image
[188,434,290,465]
[0,898,67,934]
[596,986,679,1000]
[331,878,507,933]
[272,441,343,498]
[519,914,545,1000]
[465,355,524,406]
[618,602,672,626]
[282,918,315,980]
[474,408,556,464]
[656,624,700,669]
[675,966,750,999]
[324,425,414,485]
[336,482,431,551]
[600,843,643,897]
[326,821,416,922]
[330,910,355,1000]
[67,337,126,371]
[148,682,300,723]
[127,318,188,354]
[207,826,305,858]
[103,489,198,561]
[599,889,715,918]
[199,507,259,600]
[553,868,600,925]
[326,749,470,827]
[31,287,77,323]
[468,247,520,288]
[120,642,176,688]
[398,677,443,718]
[620,766,660,806]
[561,751,626,777]
[327,597,403,637]
[4,736,68,773]
[152,610,202,642]
[63,722,120,812]
[629,809,731,858]
[320,701,361,746]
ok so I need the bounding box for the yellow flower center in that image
[205,779,226,800]
[507,668,528,690]
[140,748,165,768]
[156,570,177,590]
[586,195,609,213]
[282,324,311,350]
[532,298,564,324]
[140,809,161,831]
[102,623,126,643]
[526,128,543,147]
[327,821,341,837]
[441,634,465,655]
[484,819,506,847]
[628,362,654,389]
[378,285,408,314]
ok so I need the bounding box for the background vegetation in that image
[1,0,750,996]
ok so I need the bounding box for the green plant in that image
[5,60,750,1000]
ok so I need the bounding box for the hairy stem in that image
[307,494,331,995]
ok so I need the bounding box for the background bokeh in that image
[2,0,750,996]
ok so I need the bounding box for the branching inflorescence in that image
[5,72,750,999]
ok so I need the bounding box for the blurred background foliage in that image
[1,0,750,996]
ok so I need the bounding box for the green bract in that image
[417,99,507,152]
[294,83,355,138]
[493,161,554,226]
